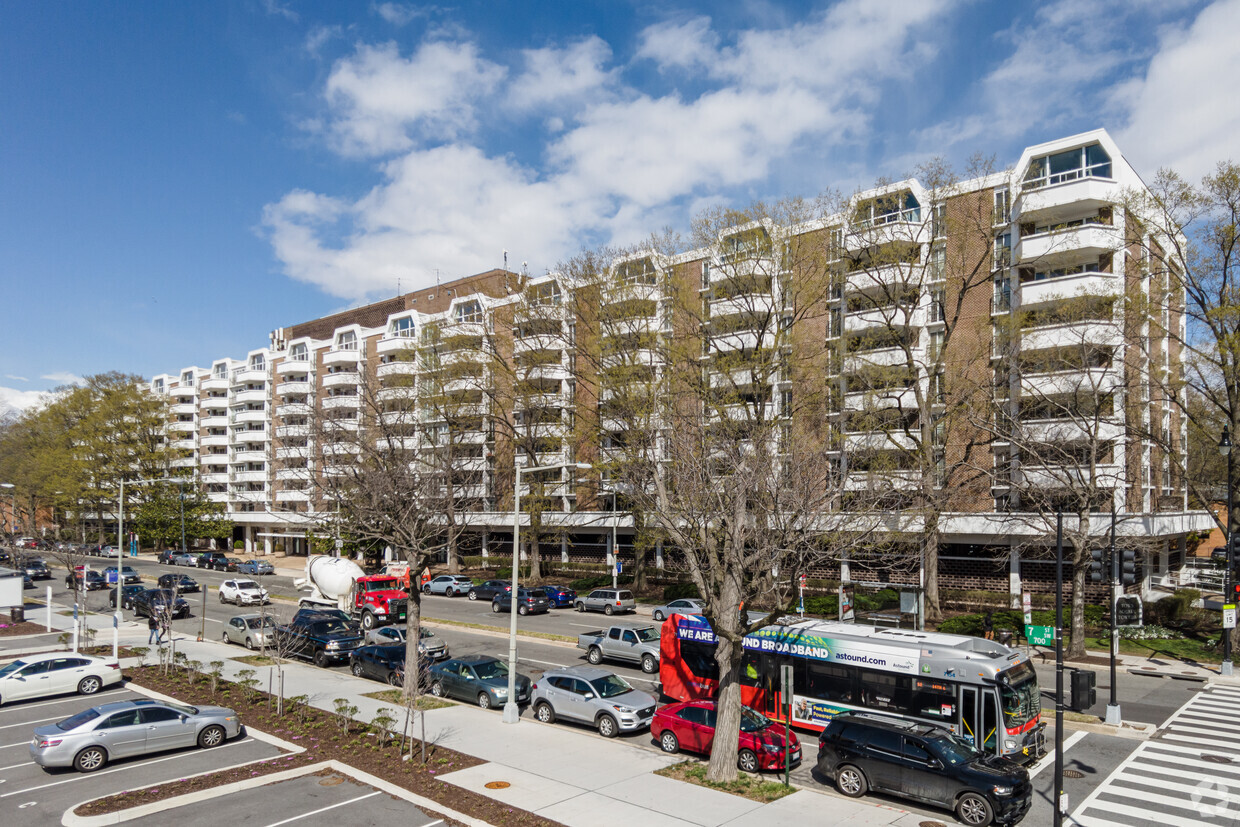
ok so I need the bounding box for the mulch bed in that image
[76,667,567,827]
[0,620,56,637]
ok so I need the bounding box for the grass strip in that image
[655,760,795,803]
[424,616,576,643]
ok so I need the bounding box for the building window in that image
[289,342,308,361]
[181,371,194,385]
[992,277,1011,313]
[455,301,483,323]
[993,188,1010,225]
[931,203,946,239]
[390,316,415,337]
[1023,143,1112,190]
[214,364,227,379]
[993,233,1011,269]
[335,331,358,351]
[249,355,265,370]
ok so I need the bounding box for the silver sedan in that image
[30,698,241,772]
[651,598,705,622]
[221,613,277,649]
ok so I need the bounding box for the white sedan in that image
[0,653,121,705]
[218,579,270,606]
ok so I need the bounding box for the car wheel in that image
[313,650,330,668]
[477,692,492,710]
[468,590,477,601]
[77,675,102,695]
[737,749,758,773]
[535,702,556,724]
[956,792,995,826]
[641,654,658,674]
[219,593,227,603]
[604,605,614,616]
[587,646,603,665]
[430,681,445,698]
[244,637,255,650]
[198,725,226,748]
[597,714,618,738]
[351,661,365,677]
[491,602,500,613]
[518,605,528,616]
[423,585,432,594]
[387,671,402,687]
[73,745,108,772]
[836,765,868,798]
[659,730,679,754]
[361,612,376,630]
[576,602,585,612]
[222,631,230,643]
[653,610,665,622]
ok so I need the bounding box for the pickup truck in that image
[577,625,662,674]
[272,616,365,668]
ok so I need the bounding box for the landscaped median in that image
[70,665,567,827]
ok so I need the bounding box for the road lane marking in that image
[260,790,382,827]
[1028,730,1087,779]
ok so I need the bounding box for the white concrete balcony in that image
[232,429,269,443]
[844,347,908,372]
[170,401,197,416]
[377,361,418,379]
[228,489,268,503]
[1020,418,1123,444]
[376,386,416,403]
[376,336,419,357]
[1016,225,1118,267]
[232,367,268,384]
[322,371,359,389]
[323,348,363,367]
[200,376,229,392]
[515,422,565,439]
[523,363,570,382]
[169,455,197,469]
[231,409,267,424]
[229,470,268,484]
[200,434,229,448]
[450,484,489,500]
[274,444,310,460]
[233,388,268,405]
[845,307,920,333]
[170,385,196,399]
[843,218,926,251]
[206,491,229,503]
[201,471,229,485]
[516,392,563,410]
[321,419,360,432]
[321,396,359,410]
[709,329,774,353]
[276,380,312,396]
[455,456,491,472]
[275,424,310,439]
[513,335,566,355]
[708,294,776,319]
[1020,368,1117,397]
[1018,271,1120,308]
[1022,320,1121,352]
[169,420,197,433]
[198,395,228,410]
[844,469,922,489]
[275,489,311,502]
[844,387,918,410]
[375,436,419,452]
[275,402,313,418]
[231,449,267,464]
[277,358,314,375]
[170,437,197,451]
[845,263,920,293]
[379,411,418,427]
[321,443,361,457]
[275,467,311,482]
[1020,463,1122,489]
[603,283,661,304]
[200,414,228,429]
[1017,176,1118,222]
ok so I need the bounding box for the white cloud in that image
[0,386,45,418]
[261,0,298,23]
[507,37,615,112]
[636,16,719,73]
[41,372,83,385]
[374,3,430,26]
[323,40,506,157]
[4,374,28,383]
[1115,0,1240,180]
[305,25,343,56]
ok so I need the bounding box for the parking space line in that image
[0,737,254,798]
[0,696,131,714]
[0,760,33,771]
[0,716,63,730]
[0,741,33,750]
[260,790,381,827]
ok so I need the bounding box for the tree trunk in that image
[631,511,647,593]
[526,524,543,584]
[447,532,460,574]
[923,517,942,623]
[403,575,423,746]
[705,633,745,783]
[1068,540,1088,658]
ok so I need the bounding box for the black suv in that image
[816,712,1031,826]
[273,616,364,667]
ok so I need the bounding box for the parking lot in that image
[0,686,282,827]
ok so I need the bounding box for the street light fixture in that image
[503,460,591,724]
[1221,426,1233,677]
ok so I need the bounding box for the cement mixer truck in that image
[294,555,409,631]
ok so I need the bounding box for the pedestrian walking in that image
[147,614,158,645]
[983,611,995,641]
[158,612,171,645]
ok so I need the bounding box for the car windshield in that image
[928,732,981,765]
[635,628,660,643]
[245,617,275,629]
[529,589,546,598]
[150,589,176,600]
[739,707,771,733]
[314,621,351,635]
[56,708,101,731]
[998,662,1040,729]
[590,674,634,699]
[235,581,260,590]
[472,660,508,680]
[0,660,27,678]
[122,568,137,574]
[419,628,435,639]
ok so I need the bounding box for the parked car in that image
[349,643,431,688]
[816,711,1032,827]
[156,549,181,565]
[531,665,656,737]
[157,573,199,593]
[218,579,269,606]
[576,624,662,674]
[170,552,197,566]
[0,652,121,705]
[491,587,551,616]
[540,584,577,608]
[221,613,276,650]
[66,568,109,591]
[23,573,34,589]
[575,588,636,615]
[131,588,191,619]
[364,625,449,661]
[467,579,511,602]
[97,545,120,558]
[429,655,531,710]
[109,584,146,610]
[30,698,241,772]
[209,556,241,572]
[197,552,228,569]
[102,566,142,586]
[423,574,473,597]
[237,559,274,576]
[651,598,705,622]
[22,558,51,580]
[654,700,802,773]
[272,616,365,667]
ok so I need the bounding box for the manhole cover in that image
[919,822,948,827]
[318,776,344,787]
[484,781,511,790]
[1063,770,1085,779]
[1202,754,1233,764]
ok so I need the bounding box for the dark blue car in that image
[541,584,577,608]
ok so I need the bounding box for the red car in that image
[652,699,801,773]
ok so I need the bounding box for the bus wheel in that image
[836,765,867,798]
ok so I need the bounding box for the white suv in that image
[218,579,270,606]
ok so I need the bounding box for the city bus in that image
[659,613,1044,762]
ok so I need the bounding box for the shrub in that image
[571,574,633,591]
[803,595,838,617]
[233,540,244,550]
[662,582,701,601]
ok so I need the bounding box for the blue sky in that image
[3,0,1238,414]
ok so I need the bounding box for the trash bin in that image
[10,606,25,623]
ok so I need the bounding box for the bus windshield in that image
[998,662,1039,729]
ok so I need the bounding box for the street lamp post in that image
[503,461,591,724]
[1221,426,1234,677]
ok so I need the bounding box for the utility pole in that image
[1105,504,1121,725]
[1054,510,1065,827]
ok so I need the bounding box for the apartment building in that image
[149,129,1210,603]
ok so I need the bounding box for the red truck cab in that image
[350,575,409,630]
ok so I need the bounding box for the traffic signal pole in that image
[1053,511,1065,827]
[1105,506,1121,725]
[1224,439,1235,678]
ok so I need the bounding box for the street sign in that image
[780,664,794,705]
[1225,605,1237,630]
[1114,595,1142,627]
[1025,625,1055,646]
[1022,592,1031,611]
[334,539,343,550]
[799,573,807,587]
[616,560,623,574]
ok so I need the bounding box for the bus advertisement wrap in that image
[790,695,852,728]
[674,614,717,643]
[742,626,919,675]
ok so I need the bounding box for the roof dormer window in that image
[390,316,415,337]
[455,300,483,323]
[249,355,265,370]
[1024,143,1112,190]
[181,371,194,385]
[214,364,227,379]
[335,331,358,351]
[289,342,308,361]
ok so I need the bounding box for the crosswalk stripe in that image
[1075,798,1226,827]
[1138,741,1240,759]
[1111,769,1240,801]
[1163,724,1240,741]
[1162,732,1240,750]
[1130,755,1240,777]
[1173,711,1240,727]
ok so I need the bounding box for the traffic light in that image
[1089,548,1106,583]
[1119,550,1138,586]
[1230,533,1240,563]
[1070,669,1096,711]
[1232,582,1240,603]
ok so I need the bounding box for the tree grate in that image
[1063,769,1086,778]
[485,781,512,789]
